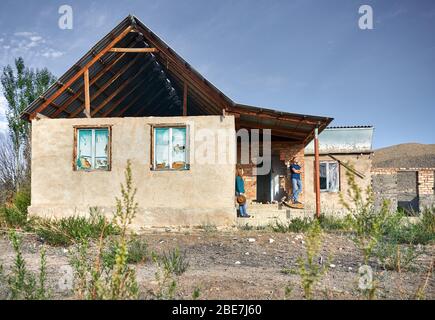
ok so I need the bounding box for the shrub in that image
[294,219,328,299]
[271,215,351,234]
[381,209,435,245]
[159,248,189,276]
[103,237,149,268]
[127,238,149,264]
[1,206,27,229]
[238,223,253,231]
[150,248,189,300]
[271,217,312,233]
[0,188,31,229]
[339,166,389,265]
[318,214,351,232]
[69,160,139,300]
[192,287,201,300]
[200,223,217,233]
[374,242,420,271]
[152,252,177,300]
[35,207,119,246]
[1,231,50,300]
[421,207,435,233]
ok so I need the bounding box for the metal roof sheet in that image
[305,126,374,154]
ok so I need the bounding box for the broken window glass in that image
[154,126,188,170]
[319,161,339,192]
[328,162,339,192]
[76,128,109,171]
[320,163,327,190]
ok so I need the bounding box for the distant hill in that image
[373,143,435,168]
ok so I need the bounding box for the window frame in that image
[319,160,340,193]
[73,125,112,172]
[150,124,190,171]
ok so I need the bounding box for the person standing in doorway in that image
[287,158,303,204]
[235,166,250,218]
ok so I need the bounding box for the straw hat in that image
[236,195,246,205]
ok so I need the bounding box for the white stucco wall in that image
[29,115,236,229]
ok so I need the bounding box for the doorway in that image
[256,154,288,203]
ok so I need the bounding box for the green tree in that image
[0,57,56,191]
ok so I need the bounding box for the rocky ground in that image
[0,229,433,300]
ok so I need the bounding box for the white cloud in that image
[14,31,34,37]
[41,49,64,59]
[30,36,43,42]
[0,31,63,61]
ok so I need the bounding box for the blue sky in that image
[0,0,434,148]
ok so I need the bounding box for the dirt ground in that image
[0,229,433,300]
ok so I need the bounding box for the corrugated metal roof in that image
[327,125,373,129]
[305,126,374,154]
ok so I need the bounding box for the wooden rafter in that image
[50,51,130,118]
[166,61,225,112]
[111,89,149,117]
[136,25,231,110]
[234,125,303,140]
[69,61,146,118]
[86,54,141,105]
[109,47,157,53]
[183,81,188,116]
[228,107,321,126]
[129,78,168,116]
[29,25,133,120]
[136,87,175,116]
[112,68,164,116]
[166,70,219,115]
[237,120,308,137]
[101,59,157,116]
[89,62,151,117]
[99,73,152,117]
[182,84,219,115]
[83,69,91,118]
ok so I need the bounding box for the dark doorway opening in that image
[397,171,419,215]
[256,154,288,203]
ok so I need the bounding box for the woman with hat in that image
[235,166,250,218]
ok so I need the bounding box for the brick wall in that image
[236,141,304,202]
[418,170,435,209]
[371,168,435,212]
[372,170,398,212]
[418,170,434,195]
[238,163,257,199]
[274,142,305,202]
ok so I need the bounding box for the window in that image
[75,127,110,171]
[320,161,339,192]
[153,126,188,170]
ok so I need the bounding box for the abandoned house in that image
[372,144,435,214]
[21,15,335,228]
[304,126,374,214]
